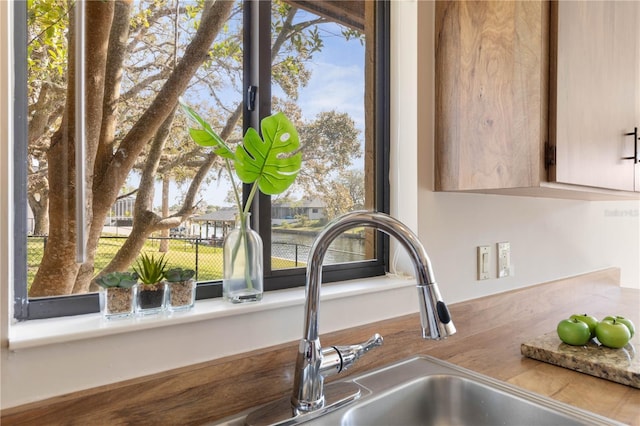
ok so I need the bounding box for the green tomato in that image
[557,318,591,346]
[570,314,599,338]
[596,319,631,349]
[602,316,635,338]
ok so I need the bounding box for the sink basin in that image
[215,356,623,426]
[340,375,593,426]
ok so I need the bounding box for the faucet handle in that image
[332,333,384,372]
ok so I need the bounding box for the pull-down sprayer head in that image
[303,211,456,343]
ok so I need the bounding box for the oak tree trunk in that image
[29,2,114,296]
[32,1,234,295]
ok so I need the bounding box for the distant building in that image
[191,208,238,241]
[271,198,326,223]
[27,205,34,235]
[105,195,135,226]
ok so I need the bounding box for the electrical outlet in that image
[497,242,511,278]
[477,246,490,280]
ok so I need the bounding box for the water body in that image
[272,231,366,265]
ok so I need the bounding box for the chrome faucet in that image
[245,211,456,426]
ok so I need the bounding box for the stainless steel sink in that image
[214,356,623,426]
[321,356,621,426]
[338,374,595,426]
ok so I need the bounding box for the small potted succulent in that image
[164,267,197,312]
[95,271,138,319]
[133,253,168,315]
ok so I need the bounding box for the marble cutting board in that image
[521,331,640,388]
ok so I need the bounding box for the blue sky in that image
[295,25,365,129]
[151,15,366,210]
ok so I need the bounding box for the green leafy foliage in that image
[164,267,196,282]
[236,113,302,195]
[134,253,168,285]
[181,101,234,158]
[27,0,69,81]
[95,271,139,289]
[180,101,301,210]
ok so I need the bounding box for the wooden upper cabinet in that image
[434,0,640,199]
[435,1,548,192]
[549,1,640,192]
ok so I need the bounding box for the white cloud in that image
[298,61,365,130]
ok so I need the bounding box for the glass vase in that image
[223,213,263,303]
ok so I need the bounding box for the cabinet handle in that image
[622,127,639,164]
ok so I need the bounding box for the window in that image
[14,0,389,320]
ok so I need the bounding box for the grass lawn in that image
[27,235,300,289]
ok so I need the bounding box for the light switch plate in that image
[477,246,490,280]
[498,242,511,278]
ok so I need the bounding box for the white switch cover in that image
[498,242,511,278]
[477,246,490,280]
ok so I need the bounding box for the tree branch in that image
[95,1,133,182]
[134,106,177,219]
[96,0,234,204]
[119,68,172,102]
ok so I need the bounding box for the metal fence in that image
[27,235,227,286]
[27,235,365,288]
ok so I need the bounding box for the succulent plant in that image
[134,253,168,285]
[164,267,196,282]
[95,271,139,289]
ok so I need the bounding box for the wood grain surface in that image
[2,268,639,425]
[435,0,547,191]
[551,1,639,192]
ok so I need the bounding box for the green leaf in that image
[180,100,234,159]
[95,271,139,289]
[235,112,302,195]
[181,102,302,198]
[164,268,196,282]
[187,128,233,158]
[134,253,168,285]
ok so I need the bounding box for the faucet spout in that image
[292,211,456,413]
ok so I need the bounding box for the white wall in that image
[391,0,639,300]
[1,0,638,411]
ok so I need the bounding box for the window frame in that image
[249,0,390,292]
[13,0,390,320]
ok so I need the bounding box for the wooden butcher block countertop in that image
[2,268,639,425]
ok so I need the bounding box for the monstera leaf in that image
[181,102,302,291]
[235,112,301,195]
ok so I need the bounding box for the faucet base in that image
[244,381,364,426]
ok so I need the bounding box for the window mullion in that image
[243,0,273,277]
[376,0,391,270]
[13,0,29,321]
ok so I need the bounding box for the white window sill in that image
[9,274,417,351]
[3,275,420,409]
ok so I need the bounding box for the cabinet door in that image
[551,1,640,192]
[435,1,547,191]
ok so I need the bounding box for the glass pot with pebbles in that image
[96,271,138,319]
[164,267,196,312]
[133,253,168,315]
